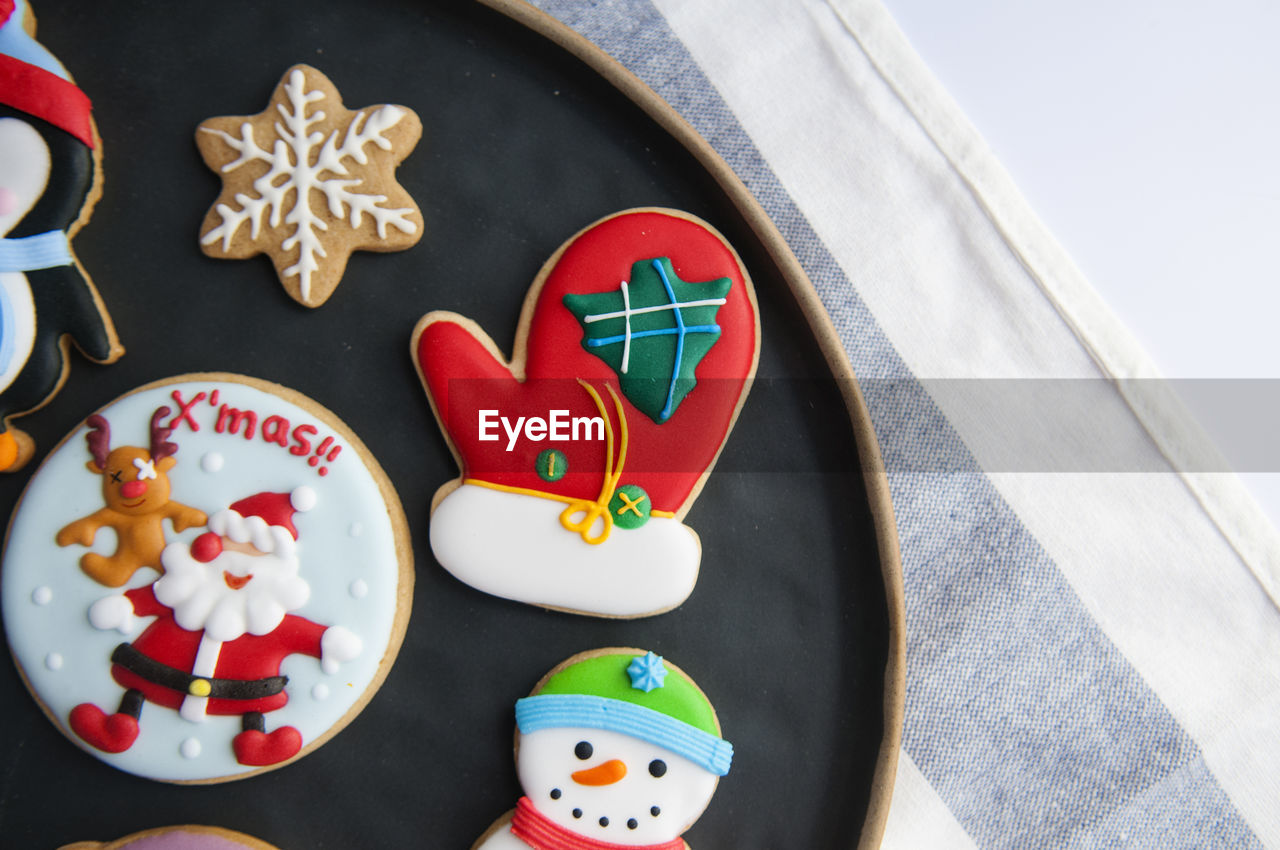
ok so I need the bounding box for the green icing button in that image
[608,484,650,529]
[536,449,568,482]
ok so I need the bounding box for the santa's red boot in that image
[232,712,302,766]
[69,690,143,753]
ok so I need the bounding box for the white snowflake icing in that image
[199,68,418,302]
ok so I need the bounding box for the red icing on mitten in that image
[415,209,757,516]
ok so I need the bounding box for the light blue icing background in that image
[1,378,406,782]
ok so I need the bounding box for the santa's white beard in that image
[155,542,311,642]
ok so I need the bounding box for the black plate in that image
[0,1,898,846]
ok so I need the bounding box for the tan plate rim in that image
[475,2,907,846]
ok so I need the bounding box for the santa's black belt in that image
[111,644,288,701]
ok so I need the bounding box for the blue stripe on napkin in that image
[530,1,1263,847]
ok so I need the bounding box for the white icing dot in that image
[348,522,363,538]
[44,653,63,671]
[349,579,369,599]
[201,452,224,473]
[181,737,202,759]
[312,683,330,701]
[31,586,52,606]
[291,485,318,512]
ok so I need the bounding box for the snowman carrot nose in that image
[571,759,627,786]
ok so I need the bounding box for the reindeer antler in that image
[85,415,110,471]
[149,407,178,462]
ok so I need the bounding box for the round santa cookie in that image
[60,825,281,850]
[0,0,124,472]
[2,373,413,783]
[412,208,759,618]
[473,648,733,850]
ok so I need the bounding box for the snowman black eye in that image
[574,741,594,760]
[648,759,667,777]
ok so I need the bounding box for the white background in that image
[879,0,1280,523]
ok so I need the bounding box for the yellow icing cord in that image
[466,381,636,545]
[558,381,627,544]
[651,509,675,518]
[615,490,646,517]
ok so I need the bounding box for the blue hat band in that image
[0,230,73,273]
[515,693,733,777]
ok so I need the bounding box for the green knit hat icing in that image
[537,650,719,737]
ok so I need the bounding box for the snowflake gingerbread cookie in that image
[196,64,423,308]
[0,0,124,471]
[413,208,760,618]
[2,374,413,782]
[473,648,733,850]
[61,825,281,850]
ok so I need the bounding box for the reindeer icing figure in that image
[56,407,207,587]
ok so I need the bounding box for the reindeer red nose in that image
[120,480,148,499]
[191,532,223,563]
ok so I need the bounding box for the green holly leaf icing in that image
[563,258,732,423]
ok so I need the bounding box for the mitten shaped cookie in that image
[413,209,759,618]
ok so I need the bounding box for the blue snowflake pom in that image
[627,651,669,693]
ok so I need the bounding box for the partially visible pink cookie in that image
[60,825,281,850]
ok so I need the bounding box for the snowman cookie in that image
[2,374,413,782]
[474,648,733,850]
[61,825,281,850]
[413,208,759,618]
[0,0,123,471]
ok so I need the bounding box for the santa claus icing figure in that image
[68,486,362,767]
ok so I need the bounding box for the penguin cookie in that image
[413,208,759,618]
[473,648,733,850]
[0,0,123,471]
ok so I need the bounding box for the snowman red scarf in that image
[510,797,686,850]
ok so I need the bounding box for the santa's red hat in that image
[0,0,94,147]
[194,487,317,561]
